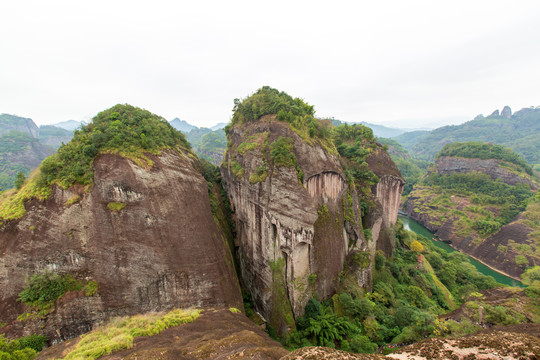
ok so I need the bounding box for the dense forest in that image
[275,221,539,353]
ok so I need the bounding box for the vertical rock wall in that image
[376,175,405,227]
[221,119,366,334]
[366,146,405,256]
[0,150,242,343]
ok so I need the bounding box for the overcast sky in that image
[1,0,539,129]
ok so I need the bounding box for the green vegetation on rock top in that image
[437,141,533,175]
[38,104,190,189]
[227,86,334,149]
[0,105,191,222]
[333,123,379,187]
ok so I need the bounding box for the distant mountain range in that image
[0,114,74,190]
[51,119,86,131]
[328,118,408,138]
[3,105,537,190]
[391,106,540,169]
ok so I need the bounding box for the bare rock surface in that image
[36,308,289,360]
[0,150,242,343]
[387,325,540,360]
[283,324,540,360]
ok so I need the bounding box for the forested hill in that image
[0,115,68,190]
[393,106,540,169]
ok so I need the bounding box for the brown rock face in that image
[221,118,404,333]
[434,156,538,190]
[37,308,289,360]
[0,150,242,343]
[221,119,366,333]
[501,105,512,119]
[366,146,405,255]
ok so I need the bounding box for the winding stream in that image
[398,214,523,288]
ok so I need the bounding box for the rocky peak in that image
[0,114,39,138]
[501,105,512,119]
[473,114,485,120]
[221,118,358,334]
[0,105,242,343]
[221,87,404,334]
[488,109,500,118]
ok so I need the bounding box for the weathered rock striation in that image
[366,147,405,256]
[221,117,404,333]
[0,150,242,343]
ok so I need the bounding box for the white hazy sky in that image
[1,0,539,129]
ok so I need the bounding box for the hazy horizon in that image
[1,1,539,129]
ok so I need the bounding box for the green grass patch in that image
[0,172,51,223]
[65,195,80,206]
[249,164,268,184]
[107,202,126,212]
[60,308,200,359]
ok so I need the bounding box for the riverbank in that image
[399,215,523,287]
[453,247,522,283]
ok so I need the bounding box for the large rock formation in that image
[0,114,39,138]
[0,149,242,343]
[434,156,538,190]
[366,147,405,255]
[221,118,356,333]
[501,105,512,119]
[406,148,539,278]
[37,308,289,360]
[221,116,404,333]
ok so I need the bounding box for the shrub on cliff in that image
[227,86,332,143]
[18,272,98,311]
[0,334,47,360]
[332,123,379,187]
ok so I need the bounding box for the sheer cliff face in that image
[366,147,405,255]
[220,118,403,333]
[0,150,242,343]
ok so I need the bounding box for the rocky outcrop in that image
[489,109,500,118]
[366,146,405,255]
[501,105,512,119]
[0,114,39,138]
[405,183,538,279]
[434,156,538,189]
[0,150,242,343]
[37,308,289,360]
[0,140,55,170]
[471,217,534,278]
[221,118,405,333]
[221,118,368,333]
